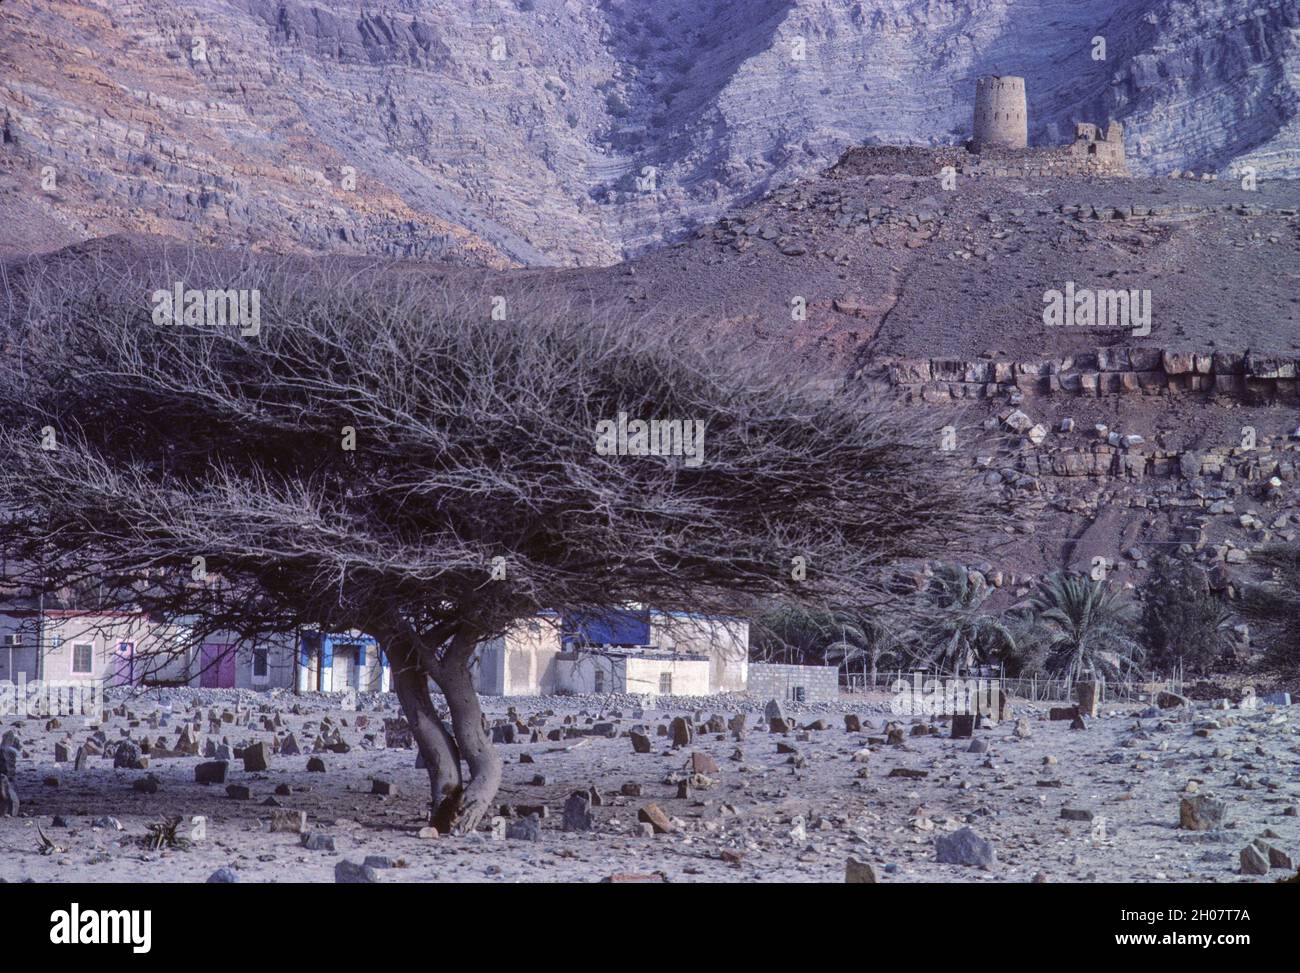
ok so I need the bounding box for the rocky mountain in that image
[2,0,1298,266]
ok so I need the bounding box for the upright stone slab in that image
[562,792,593,832]
[669,717,693,748]
[845,858,878,883]
[242,742,270,772]
[691,751,719,774]
[195,760,229,785]
[1075,681,1099,718]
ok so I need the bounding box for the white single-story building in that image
[295,630,388,694]
[0,610,192,687]
[474,613,563,696]
[552,650,711,696]
[0,610,300,691]
[473,608,749,697]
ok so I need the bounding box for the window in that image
[791,686,806,703]
[593,669,605,693]
[253,648,268,679]
[71,643,94,675]
[659,672,672,695]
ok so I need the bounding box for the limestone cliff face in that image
[2,0,1297,265]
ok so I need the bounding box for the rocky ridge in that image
[2,0,1298,265]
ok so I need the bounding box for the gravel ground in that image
[1,687,1297,883]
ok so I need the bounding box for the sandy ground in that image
[1,688,1297,883]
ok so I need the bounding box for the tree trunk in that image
[389,656,462,828]
[435,658,502,835]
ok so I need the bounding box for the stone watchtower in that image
[971,75,1028,152]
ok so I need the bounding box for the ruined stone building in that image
[1069,120,1127,168]
[966,75,1128,177]
[971,75,1028,152]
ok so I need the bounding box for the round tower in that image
[971,75,1028,152]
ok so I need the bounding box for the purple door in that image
[111,641,135,687]
[200,643,236,688]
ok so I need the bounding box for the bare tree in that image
[0,242,1002,832]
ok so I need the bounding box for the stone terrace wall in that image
[879,348,1300,405]
[959,146,1128,178]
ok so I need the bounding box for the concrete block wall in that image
[748,663,840,704]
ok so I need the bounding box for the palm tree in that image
[751,606,840,665]
[823,611,901,687]
[754,605,900,686]
[1027,573,1143,681]
[911,564,1015,676]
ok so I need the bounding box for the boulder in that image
[1179,795,1226,831]
[301,832,336,852]
[845,858,879,883]
[506,814,541,841]
[1240,844,1270,876]
[335,860,379,883]
[637,803,674,834]
[194,760,229,785]
[935,827,996,868]
[113,741,146,770]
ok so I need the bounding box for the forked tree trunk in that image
[435,659,502,835]
[389,656,462,829]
